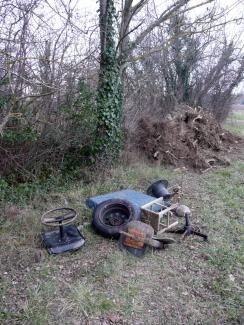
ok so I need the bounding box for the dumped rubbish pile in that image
[40,179,208,257]
[88,179,208,257]
[135,106,241,170]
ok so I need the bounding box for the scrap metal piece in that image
[175,205,191,217]
[41,208,85,254]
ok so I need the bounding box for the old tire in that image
[92,199,141,238]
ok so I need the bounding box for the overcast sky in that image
[75,0,243,91]
[77,0,244,37]
[78,0,244,14]
[44,0,243,91]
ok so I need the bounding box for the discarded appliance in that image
[41,207,85,254]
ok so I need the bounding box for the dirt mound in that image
[135,107,242,170]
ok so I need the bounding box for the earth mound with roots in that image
[135,107,242,170]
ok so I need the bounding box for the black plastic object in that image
[41,208,85,254]
[168,213,208,241]
[92,199,141,238]
[147,179,172,199]
[42,224,85,254]
[152,236,176,245]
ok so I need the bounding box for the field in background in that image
[224,104,244,136]
[0,157,244,324]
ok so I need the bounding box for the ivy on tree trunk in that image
[95,0,124,158]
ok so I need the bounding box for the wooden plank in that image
[141,200,179,234]
[157,221,179,234]
[141,212,160,231]
[141,197,164,209]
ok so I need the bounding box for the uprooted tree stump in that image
[134,107,242,170]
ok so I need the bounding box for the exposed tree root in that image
[134,107,242,170]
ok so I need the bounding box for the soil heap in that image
[135,107,241,170]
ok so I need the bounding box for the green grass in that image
[224,124,244,136]
[225,110,244,136]
[230,111,244,120]
[0,163,177,207]
[70,282,115,316]
[1,161,244,324]
[196,162,244,321]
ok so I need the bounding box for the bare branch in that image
[129,0,214,53]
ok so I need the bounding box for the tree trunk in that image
[95,0,124,158]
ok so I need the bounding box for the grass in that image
[0,160,244,324]
[69,282,115,317]
[224,124,244,136]
[230,111,244,121]
[192,162,244,323]
[224,109,244,136]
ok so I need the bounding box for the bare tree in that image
[96,0,216,156]
[122,2,244,125]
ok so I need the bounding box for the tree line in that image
[0,0,243,179]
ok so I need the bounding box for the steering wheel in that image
[41,208,77,227]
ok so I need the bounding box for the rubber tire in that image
[92,199,141,239]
